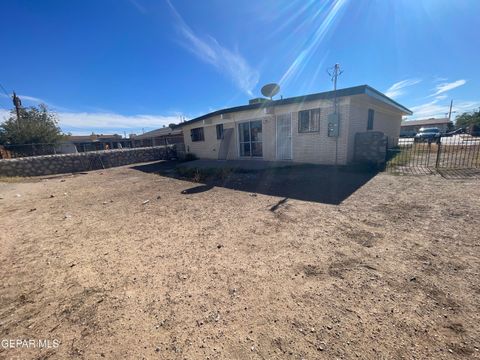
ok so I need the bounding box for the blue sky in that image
[0,0,479,135]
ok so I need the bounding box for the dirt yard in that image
[0,161,479,359]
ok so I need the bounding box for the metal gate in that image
[276,113,292,160]
[386,135,480,177]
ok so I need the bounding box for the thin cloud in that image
[166,0,259,96]
[0,93,68,111]
[0,107,185,135]
[409,99,480,119]
[57,111,183,130]
[431,79,466,97]
[128,0,146,13]
[385,78,421,99]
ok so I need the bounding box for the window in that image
[298,108,320,133]
[367,109,374,130]
[216,124,224,139]
[239,120,262,157]
[190,127,204,142]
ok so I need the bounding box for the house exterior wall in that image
[182,94,404,165]
[347,95,402,161]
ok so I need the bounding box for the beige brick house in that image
[179,85,412,165]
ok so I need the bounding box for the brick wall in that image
[182,99,351,165]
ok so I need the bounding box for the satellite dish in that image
[261,83,280,99]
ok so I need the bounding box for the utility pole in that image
[12,91,22,123]
[12,91,22,131]
[327,63,343,166]
[447,100,453,121]
[329,63,343,115]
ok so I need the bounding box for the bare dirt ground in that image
[0,161,479,359]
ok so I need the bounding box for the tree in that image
[456,110,480,128]
[0,104,64,145]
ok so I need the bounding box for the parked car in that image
[414,127,441,142]
[444,128,465,137]
[400,130,417,138]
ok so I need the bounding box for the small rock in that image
[249,193,257,197]
[156,195,161,200]
[410,276,417,282]
[155,347,161,352]
[102,201,108,205]
[28,208,37,212]
[49,194,55,198]
[15,194,21,197]
[217,244,223,249]
[142,200,150,205]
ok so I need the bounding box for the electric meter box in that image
[328,113,339,137]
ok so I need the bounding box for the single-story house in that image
[67,134,127,151]
[131,127,184,147]
[179,85,412,165]
[400,118,451,135]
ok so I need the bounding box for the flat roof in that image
[134,127,182,139]
[178,85,412,128]
[401,118,450,127]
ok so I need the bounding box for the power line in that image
[0,82,11,98]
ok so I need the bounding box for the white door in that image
[276,113,292,160]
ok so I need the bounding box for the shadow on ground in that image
[132,161,378,205]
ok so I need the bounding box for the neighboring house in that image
[67,134,126,151]
[401,118,451,135]
[179,85,412,165]
[131,127,183,147]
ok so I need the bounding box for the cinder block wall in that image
[354,131,387,165]
[0,146,173,177]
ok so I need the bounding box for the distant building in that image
[401,118,451,135]
[132,127,184,147]
[66,134,126,151]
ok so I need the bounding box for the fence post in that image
[435,138,441,168]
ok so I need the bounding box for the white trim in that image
[365,88,412,115]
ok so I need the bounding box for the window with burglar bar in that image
[298,108,320,133]
[367,109,374,130]
[216,124,224,139]
[190,127,204,142]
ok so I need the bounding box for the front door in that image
[276,113,292,160]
